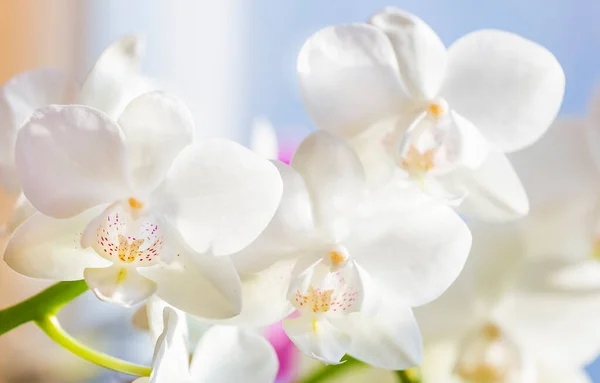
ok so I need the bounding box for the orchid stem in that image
[396,368,421,383]
[0,280,89,336]
[299,356,365,383]
[0,280,151,377]
[36,315,151,377]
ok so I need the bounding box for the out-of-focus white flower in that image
[228,130,471,368]
[134,307,279,383]
[509,93,600,295]
[415,222,600,383]
[4,91,283,318]
[297,7,565,221]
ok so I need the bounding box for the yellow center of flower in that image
[128,197,144,210]
[401,146,436,174]
[297,286,334,314]
[117,234,145,263]
[454,323,523,383]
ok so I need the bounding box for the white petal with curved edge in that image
[284,316,350,365]
[415,222,525,341]
[15,105,131,218]
[450,111,489,169]
[521,189,600,267]
[231,162,314,274]
[250,116,279,159]
[0,68,78,193]
[347,187,472,306]
[118,92,194,192]
[346,300,422,370]
[139,247,242,320]
[452,151,529,221]
[291,131,365,240]
[441,30,565,152]
[139,296,181,344]
[148,307,190,383]
[84,265,157,307]
[155,139,282,256]
[4,210,110,280]
[498,260,600,367]
[298,24,408,137]
[190,326,278,383]
[218,259,296,327]
[80,36,154,119]
[509,119,599,207]
[369,7,446,99]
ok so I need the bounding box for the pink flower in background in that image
[266,322,300,383]
[251,116,303,165]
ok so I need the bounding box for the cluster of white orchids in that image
[3,6,592,383]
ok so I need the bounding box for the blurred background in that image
[1,0,600,381]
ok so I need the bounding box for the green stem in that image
[0,280,151,377]
[299,356,364,383]
[396,369,420,383]
[0,280,89,335]
[36,315,151,377]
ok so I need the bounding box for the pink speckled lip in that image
[265,321,299,383]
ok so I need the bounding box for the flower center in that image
[117,234,145,263]
[94,212,164,267]
[401,146,436,174]
[292,279,359,315]
[454,323,524,383]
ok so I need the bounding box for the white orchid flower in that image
[0,36,152,206]
[298,7,565,221]
[509,94,600,293]
[134,307,278,383]
[414,222,600,383]
[4,91,283,318]
[229,130,472,368]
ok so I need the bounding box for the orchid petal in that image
[148,307,190,383]
[369,7,446,99]
[231,161,314,274]
[298,24,408,137]
[84,265,157,307]
[452,151,529,221]
[291,131,365,240]
[346,301,422,370]
[348,187,471,306]
[442,30,565,152]
[15,105,130,218]
[156,139,282,256]
[4,210,110,280]
[139,238,242,320]
[284,316,350,365]
[80,36,154,119]
[118,92,194,192]
[190,326,279,383]
[0,68,78,193]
